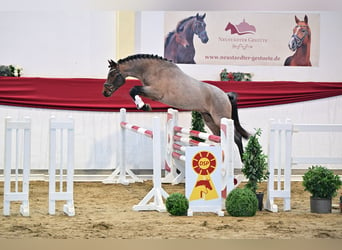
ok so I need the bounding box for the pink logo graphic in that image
[225,19,256,35]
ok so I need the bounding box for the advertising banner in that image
[164,12,320,66]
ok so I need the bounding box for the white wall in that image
[0,11,116,78]
[1,9,341,81]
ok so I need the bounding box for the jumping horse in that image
[164,13,209,64]
[284,15,311,66]
[102,54,249,158]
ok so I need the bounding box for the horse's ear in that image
[295,16,300,24]
[304,15,308,24]
[108,59,117,68]
[196,13,206,20]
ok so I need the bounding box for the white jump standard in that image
[102,108,143,185]
[49,116,75,216]
[115,108,169,212]
[3,117,31,216]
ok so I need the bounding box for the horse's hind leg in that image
[200,112,220,136]
[129,86,152,111]
[234,130,244,160]
[202,111,244,160]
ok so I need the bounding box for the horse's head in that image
[288,15,311,51]
[102,59,125,97]
[193,13,209,43]
[174,29,190,48]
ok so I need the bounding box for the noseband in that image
[291,25,309,48]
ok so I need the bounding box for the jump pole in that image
[3,116,31,216]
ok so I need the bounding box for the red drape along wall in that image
[0,77,341,112]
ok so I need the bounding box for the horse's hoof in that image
[142,104,152,111]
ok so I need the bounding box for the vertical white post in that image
[3,117,31,216]
[162,108,182,184]
[119,108,127,184]
[283,119,292,211]
[221,118,234,195]
[49,116,57,215]
[153,116,162,191]
[64,115,75,215]
[3,118,12,216]
[266,119,277,212]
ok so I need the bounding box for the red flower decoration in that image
[228,72,234,80]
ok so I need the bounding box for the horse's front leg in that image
[129,86,152,111]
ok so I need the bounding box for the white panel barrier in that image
[163,108,242,193]
[164,108,243,211]
[3,117,31,216]
[266,119,342,212]
[49,116,75,216]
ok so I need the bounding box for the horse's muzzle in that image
[102,84,114,97]
[103,90,112,97]
[288,35,302,51]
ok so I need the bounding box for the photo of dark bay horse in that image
[284,15,312,66]
[102,54,249,157]
[164,13,209,64]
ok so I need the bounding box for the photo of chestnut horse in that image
[284,15,312,66]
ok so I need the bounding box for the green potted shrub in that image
[302,165,342,213]
[241,128,269,210]
[225,188,258,217]
[165,193,189,216]
[190,111,206,142]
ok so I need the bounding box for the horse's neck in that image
[295,41,311,64]
[119,62,145,79]
[185,23,195,45]
[119,60,169,81]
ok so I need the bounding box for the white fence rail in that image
[266,119,342,212]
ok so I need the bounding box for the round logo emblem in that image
[192,151,217,175]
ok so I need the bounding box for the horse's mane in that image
[176,15,195,32]
[164,31,175,49]
[118,54,171,64]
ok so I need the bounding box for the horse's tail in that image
[227,92,250,139]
